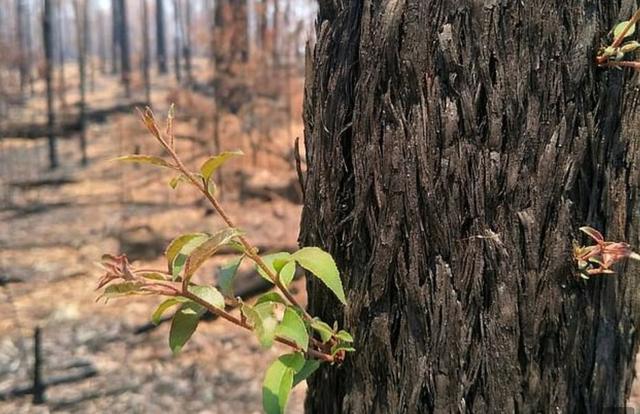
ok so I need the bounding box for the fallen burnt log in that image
[0,365,98,401]
[0,101,146,139]
[8,177,78,190]
[47,383,140,411]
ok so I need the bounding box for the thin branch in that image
[181,290,334,362]
[601,60,640,70]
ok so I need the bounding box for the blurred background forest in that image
[0,0,315,412]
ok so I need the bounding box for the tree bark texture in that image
[300,1,640,413]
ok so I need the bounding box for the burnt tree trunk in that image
[301,1,640,413]
[73,0,87,165]
[86,0,94,92]
[110,0,120,74]
[97,9,107,75]
[15,0,28,96]
[56,0,68,111]
[43,0,58,169]
[141,0,151,104]
[155,0,167,74]
[213,0,248,75]
[182,0,192,84]
[117,0,130,98]
[271,0,279,67]
[172,0,181,83]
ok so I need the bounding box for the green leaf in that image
[310,319,334,343]
[169,302,202,354]
[184,228,243,280]
[226,240,247,254]
[614,20,636,39]
[218,256,244,297]
[290,247,346,304]
[206,178,218,197]
[100,281,145,300]
[255,292,287,306]
[169,174,189,189]
[188,285,225,309]
[280,352,305,372]
[200,150,244,182]
[278,262,296,287]
[262,353,305,414]
[275,307,309,351]
[331,343,356,356]
[257,252,296,287]
[165,233,209,277]
[242,302,278,348]
[336,330,354,343]
[138,272,170,281]
[114,155,175,169]
[152,297,189,324]
[293,359,321,387]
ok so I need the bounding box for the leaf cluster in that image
[98,107,354,413]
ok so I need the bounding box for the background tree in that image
[301,1,640,413]
[72,0,87,165]
[155,0,167,74]
[182,0,192,85]
[213,0,248,75]
[116,0,130,97]
[110,0,119,74]
[15,0,29,96]
[55,0,68,111]
[96,8,107,74]
[171,0,181,83]
[141,0,151,103]
[42,0,58,169]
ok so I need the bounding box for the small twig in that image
[601,60,640,70]
[181,290,334,362]
[32,327,45,405]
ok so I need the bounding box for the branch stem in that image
[142,108,314,322]
[181,290,334,362]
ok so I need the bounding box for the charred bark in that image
[301,1,640,413]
